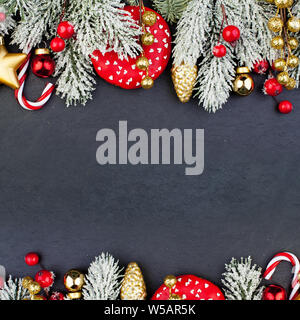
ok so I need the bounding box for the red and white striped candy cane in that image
[263,252,300,300]
[15,49,55,111]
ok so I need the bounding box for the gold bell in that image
[233,67,254,96]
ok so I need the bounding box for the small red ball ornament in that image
[31,48,55,78]
[222,25,240,43]
[57,21,75,39]
[35,270,54,288]
[264,78,283,96]
[278,100,293,114]
[253,60,269,74]
[49,291,65,300]
[25,252,39,266]
[50,37,65,52]
[213,44,227,58]
[263,285,287,300]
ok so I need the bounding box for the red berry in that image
[213,44,227,58]
[50,37,65,52]
[49,291,65,300]
[222,25,240,43]
[25,252,39,266]
[253,60,269,74]
[57,21,75,39]
[0,12,6,22]
[35,270,54,288]
[278,100,293,114]
[264,78,283,96]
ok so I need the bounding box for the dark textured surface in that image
[1,7,300,295]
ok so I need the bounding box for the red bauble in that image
[25,252,39,266]
[264,78,283,96]
[57,21,75,39]
[50,37,65,52]
[213,44,227,58]
[253,60,269,74]
[263,285,287,300]
[278,100,293,114]
[92,6,171,89]
[35,270,54,288]
[49,291,65,300]
[152,275,225,300]
[222,25,240,43]
[31,49,55,78]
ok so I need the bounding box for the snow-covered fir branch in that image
[153,0,191,23]
[221,257,264,300]
[11,0,63,50]
[173,0,214,67]
[0,0,32,17]
[82,253,124,300]
[126,0,139,6]
[0,276,30,300]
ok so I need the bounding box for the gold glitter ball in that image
[288,37,299,50]
[285,77,296,90]
[141,33,155,46]
[141,76,154,89]
[172,63,198,103]
[22,276,33,289]
[120,262,147,300]
[142,11,157,26]
[273,58,286,71]
[287,55,299,68]
[164,275,177,288]
[268,17,284,33]
[275,0,292,8]
[28,281,41,295]
[277,71,290,85]
[136,56,149,71]
[271,36,285,50]
[287,17,300,33]
[169,293,182,300]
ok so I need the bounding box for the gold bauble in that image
[277,71,289,85]
[22,276,33,289]
[120,262,147,300]
[271,36,285,49]
[28,281,41,295]
[164,275,177,288]
[0,36,27,90]
[265,0,274,2]
[273,58,286,71]
[142,11,157,26]
[171,63,198,103]
[136,56,149,71]
[141,76,154,89]
[288,37,299,50]
[233,67,254,96]
[285,77,296,90]
[64,269,85,292]
[169,294,182,300]
[268,17,284,33]
[67,292,82,300]
[141,33,155,46]
[274,0,292,8]
[287,55,299,68]
[287,17,300,32]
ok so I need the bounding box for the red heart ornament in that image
[91,6,171,89]
[151,275,225,300]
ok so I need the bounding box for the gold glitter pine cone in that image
[120,262,146,300]
[172,63,198,103]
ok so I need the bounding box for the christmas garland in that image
[0,0,299,112]
[0,251,299,300]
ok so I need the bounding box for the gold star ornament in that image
[0,36,27,90]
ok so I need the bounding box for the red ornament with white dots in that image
[91,6,171,89]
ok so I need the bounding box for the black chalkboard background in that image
[0,1,299,295]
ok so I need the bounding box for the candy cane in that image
[263,252,300,300]
[15,49,55,111]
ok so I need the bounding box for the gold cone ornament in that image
[233,67,254,96]
[0,36,27,89]
[172,63,198,103]
[120,262,146,300]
